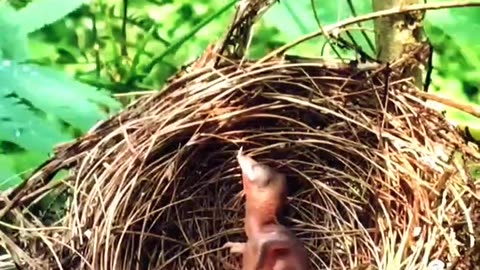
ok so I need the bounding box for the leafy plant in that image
[0,0,121,189]
[424,6,480,131]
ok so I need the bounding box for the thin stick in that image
[414,91,480,119]
[258,1,480,63]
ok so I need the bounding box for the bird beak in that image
[237,147,257,182]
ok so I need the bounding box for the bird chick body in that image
[241,223,309,270]
[227,148,309,270]
[237,149,287,238]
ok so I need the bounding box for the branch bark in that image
[372,0,424,86]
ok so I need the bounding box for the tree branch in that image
[258,1,480,63]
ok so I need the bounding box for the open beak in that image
[237,147,257,182]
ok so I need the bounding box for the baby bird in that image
[224,148,309,270]
[236,147,287,238]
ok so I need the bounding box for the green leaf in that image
[17,0,89,34]
[0,151,49,191]
[146,0,236,71]
[425,5,480,47]
[0,154,23,191]
[10,151,50,177]
[0,60,122,133]
[0,92,70,154]
[0,3,29,60]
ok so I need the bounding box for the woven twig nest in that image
[3,55,480,269]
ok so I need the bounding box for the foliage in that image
[0,0,121,189]
[425,6,480,127]
[0,0,479,190]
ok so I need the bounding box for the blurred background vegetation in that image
[0,0,479,190]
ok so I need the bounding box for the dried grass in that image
[1,57,479,270]
[2,1,480,269]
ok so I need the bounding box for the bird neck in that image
[245,202,280,238]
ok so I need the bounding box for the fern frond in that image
[127,12,157,31]
[0,61,122,133]
[0,92,70,154]
[17,0,89,34]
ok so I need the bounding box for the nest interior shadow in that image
[4,59,480,270]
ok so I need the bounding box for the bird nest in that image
[3,2,480,269]
[2,55,479,270]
